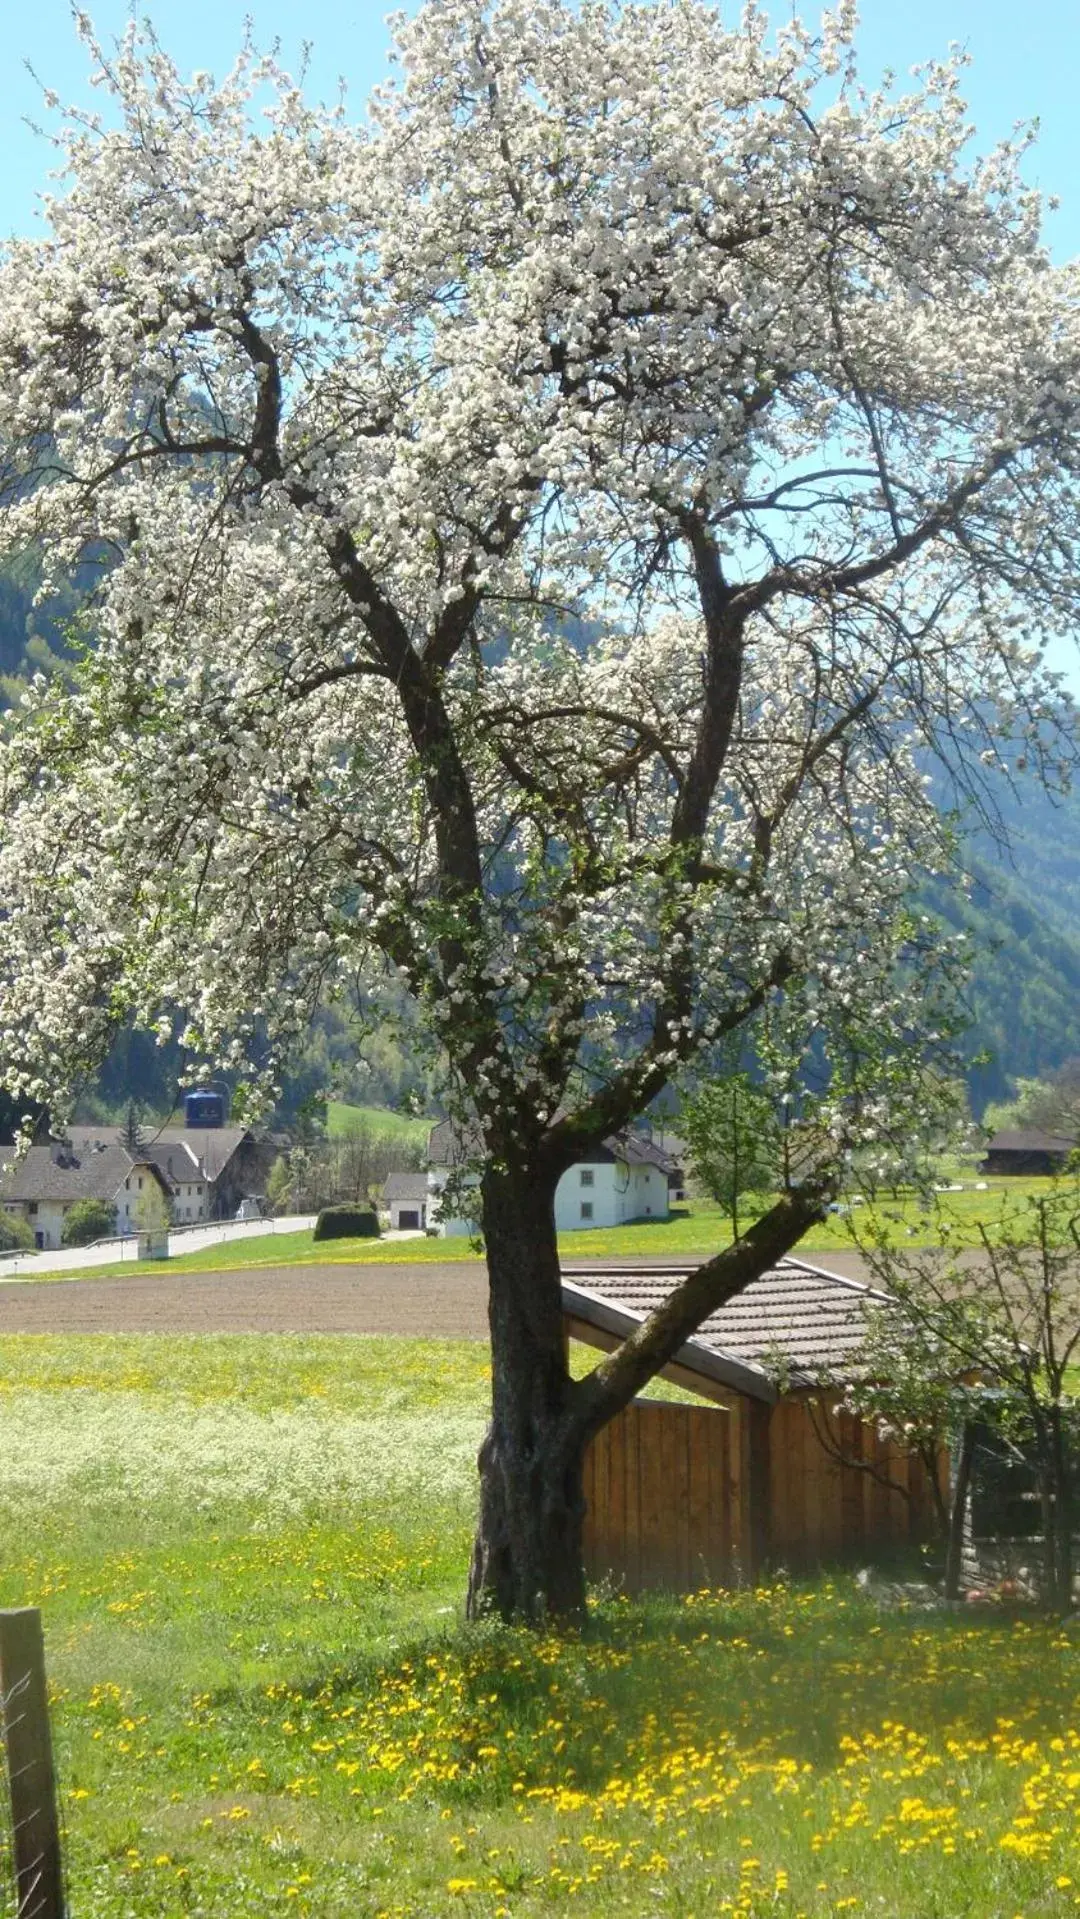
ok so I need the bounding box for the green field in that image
[1,1332,1079,1916]
[26,1178,1066,1285]
[326,1102,432,1146]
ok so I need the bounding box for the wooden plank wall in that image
[582,1392,944,1595]
[768,1393,941,1569]
[582,1398,737,1594]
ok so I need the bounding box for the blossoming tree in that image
[0,0,1078,1618]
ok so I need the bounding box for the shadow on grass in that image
[217,1580,1080,1804]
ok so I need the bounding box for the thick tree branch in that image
[575,1184,835,1433]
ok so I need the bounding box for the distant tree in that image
[132,1181,172,1236]
[984,1062,1080,1140]
[117,1100,148,1155]
[0,1209,34,1252]
[61,1197,116,1246]
[681,1074,781,1240]
[269,1127,425,1214]
[265,1154,294,1216]
[847,1186,1080,1611]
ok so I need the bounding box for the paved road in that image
[0,1251,867,1336]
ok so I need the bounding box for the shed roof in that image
[613,1133,677,1171]
[144,1141,204,1187]
[561,1256,892,1399]
[983,1128,1076,1155]
[383,1172,430,1203]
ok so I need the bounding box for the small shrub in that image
[313,1204,381,1241]
[0,1209,33,1252]
[62,1197,117,1246]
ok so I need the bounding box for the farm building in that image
[383,1171,430,1231]
[427,1120,677,1236]
[563,1258,943,1592]
[66,1121,270,1219]
[979,1128,1076,1176]
[0,1142,176,1250]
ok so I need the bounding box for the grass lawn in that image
[33,1178,1067,1284]
[326,1103,432,1146]
[1,1332,1079,1915]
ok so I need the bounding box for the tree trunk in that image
[1048,1403,1074,1613]
[467,1163,589,1623]
[944,1422,975,1602]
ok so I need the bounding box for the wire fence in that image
[0,1735,15,1918]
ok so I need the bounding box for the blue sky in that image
[3,0,1079,689]
[3,1,1080,251]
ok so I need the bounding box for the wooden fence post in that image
[0,1609,66,1918]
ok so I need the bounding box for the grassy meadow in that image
[325,1103,431,1147]
[32,1175,1067,1285]
[1,1332,1079,1915]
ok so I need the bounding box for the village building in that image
[979,1128,1077,1176]
[0,1142,176,1250]
[562,1257,943,1592]
[382,1172,430,1232]
[426,1120,677,1237]
[65,1122,269,1221]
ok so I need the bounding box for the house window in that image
[579,1169,594,1188]
[580,1201,593,1221]
[27,1203,37,1216]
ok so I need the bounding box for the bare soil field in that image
[0,1250,871,1336]
[0,1262,493,1335]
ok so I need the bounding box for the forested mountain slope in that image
[1,552,1077,1112]
[946,773,1080,1104]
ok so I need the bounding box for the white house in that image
[554,1135,672,1232]
[382,1172,430,1231]
[66,1123,270,1221]
[425,1122,676,1237]
[0,1141,177,1251]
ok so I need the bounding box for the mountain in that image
[2,549,1079,1113]
[919,750,1080,1106]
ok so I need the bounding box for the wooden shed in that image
[979,1128,1076,1177]
[562,1258,944,1594]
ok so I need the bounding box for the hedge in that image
[313,1204,381,1241]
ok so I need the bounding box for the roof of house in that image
[609,1132,677,1172]
[383,1172,430,1203]
[983,1128,1076,1155]
[68,1125,252,1184]
[561,1256,892,1400]
[427,1120,675,1174]
[426,1120,481,1168]
[144,1141,204,1187]
[0,1143,174,1205]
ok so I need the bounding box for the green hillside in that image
[944,769,1080,1104]
[2,550,1078,1113]
[326,1101,431,1145]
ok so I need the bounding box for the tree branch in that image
[575,1184,834,1433]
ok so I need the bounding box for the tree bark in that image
[1047,1402,1074,1613]
[944,1421,975,1602]
[467,1164,589,1623]
[465,1169,831,1624]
